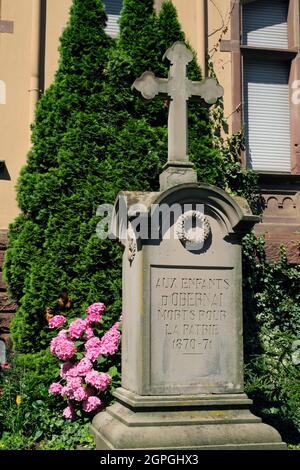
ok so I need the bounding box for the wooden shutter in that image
[243,0,289,49]
[103,0,122,37]
[243,58,291,172]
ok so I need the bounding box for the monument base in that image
[91,388,287,450]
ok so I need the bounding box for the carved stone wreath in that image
[127,223,137,263]
[176,210,211,247]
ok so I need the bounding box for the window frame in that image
[220,0,300,175]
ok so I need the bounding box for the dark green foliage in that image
[0,351,58,437]
[243,235,300,443]
[4,0,114,350]
[4,215,43,300]
[0,351,95,450]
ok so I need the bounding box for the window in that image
[243,0,289,48]
[241,0,297,173]
[103,0,123,38]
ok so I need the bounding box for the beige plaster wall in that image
[45,0,72,89]
[206,0,233,133]
[0,0,33,229]
[0,0,71,230]
[171,0,206,74]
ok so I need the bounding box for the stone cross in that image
[133,42,223,164]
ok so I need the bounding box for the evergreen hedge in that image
[5,0,114,351]
[4,0,224,352]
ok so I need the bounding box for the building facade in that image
[0,0,300,264]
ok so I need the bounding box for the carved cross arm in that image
[188,78,224,105]
[132,72,168,100]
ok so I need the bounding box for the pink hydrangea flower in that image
[50,335,76,361]
[85,371,111,391]
[86,303,105,324]
[65,364,79,378]
[61,384,74,399]
[82,396,101,413]
[85,337,102,362]
[48,315,66,329]
[60,362,75,379]
[49,307,122,420]
[76,357,93,376]
[63,405,75,420]
[98,322,121,355]
[84,326,94,340]
[86,349,101,362]
[48,382,63,395]
[85,337,101,349]
[73,387,88,402]
[0,362,10,369]
[57,329,68,339]
[69,319,87,339]
[67,377,82,389]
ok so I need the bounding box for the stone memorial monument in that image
[91,42,286,449]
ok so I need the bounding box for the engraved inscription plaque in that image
[150,266,237,393]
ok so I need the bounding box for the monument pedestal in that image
[91,388,286,450]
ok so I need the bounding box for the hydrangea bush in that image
[48,303,121,420]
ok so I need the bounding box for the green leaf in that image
[96,356,106,365]
[108,366,118,378]
[75,352,84,360]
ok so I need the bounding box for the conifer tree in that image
[5,0,113,350]
[5,0,222,352]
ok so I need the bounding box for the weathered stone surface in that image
[113,387,253,408]
[0,230,8,250]
[0,312,13,347]
[0,250,5,267]
[150,266,237,393]
[159,163,197,191]
[264,239,300,264]
[0,272,7,291]
[91,390,286,450]
[0,312,13,330]
[255,190,300,265]
[0,292,17,313]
